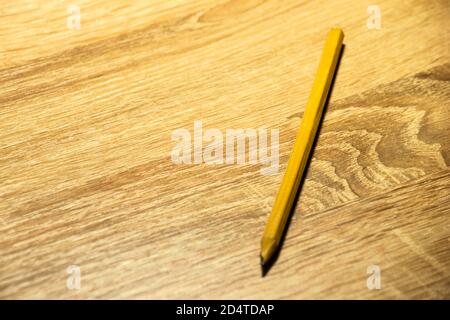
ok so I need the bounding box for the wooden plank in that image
[0,0,449,298]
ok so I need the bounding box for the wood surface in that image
[0,0,449,299]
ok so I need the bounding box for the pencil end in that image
[329,27,344,44]
[260,255,266,267]
[260,236,277,268]
[260,257,268,277]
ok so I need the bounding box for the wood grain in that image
[0,0,449,299]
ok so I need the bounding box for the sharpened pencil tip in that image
[260,236,277,267]
[260,259,267,277]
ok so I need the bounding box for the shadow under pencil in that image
[261,44,346,277]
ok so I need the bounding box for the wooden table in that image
[1,0,449,299]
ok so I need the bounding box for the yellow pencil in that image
[260,28,344,266]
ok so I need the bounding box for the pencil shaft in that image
[261,28,344,264]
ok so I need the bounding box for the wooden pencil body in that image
[261,28,344,264]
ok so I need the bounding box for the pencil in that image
[260,28,344,266]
